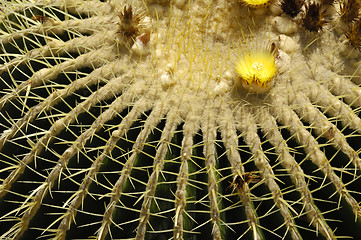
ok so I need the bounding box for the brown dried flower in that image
[117,5,143,39]
[340,0,361,23]
[346,19,361,50]
[302,3,327,32]
[281,0,304,18]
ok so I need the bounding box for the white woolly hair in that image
[0,0,361,240]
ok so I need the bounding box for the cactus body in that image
[0,0,361,239]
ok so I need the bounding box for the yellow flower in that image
[240,0,272,7]
[236,50,277,94]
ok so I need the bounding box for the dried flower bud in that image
[302,3,327,32]
[340,0,361,23]
[345,19,361,50]
[281,0,304,18]
[117,5,143,39]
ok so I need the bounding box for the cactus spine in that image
[0,0,361,239]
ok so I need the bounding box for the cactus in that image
[1,0,361,239]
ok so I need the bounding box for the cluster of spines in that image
[280,0,329,32]
[280,0,304,18]
[345,19,361,50]
[302,3,328,32]
[280,0,361,50]
[2,0,361,239]
[339,0,361,23]
[339,0,361,50]
[116,5,149,46]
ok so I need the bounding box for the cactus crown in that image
[1,0,361,239]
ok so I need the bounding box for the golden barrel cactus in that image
[0,0,361,239]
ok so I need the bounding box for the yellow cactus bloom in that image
[236,50,277,94]
[240,0,272,7]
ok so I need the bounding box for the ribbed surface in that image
[0,0,361,239]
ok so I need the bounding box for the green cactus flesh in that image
[1,0,361,239]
